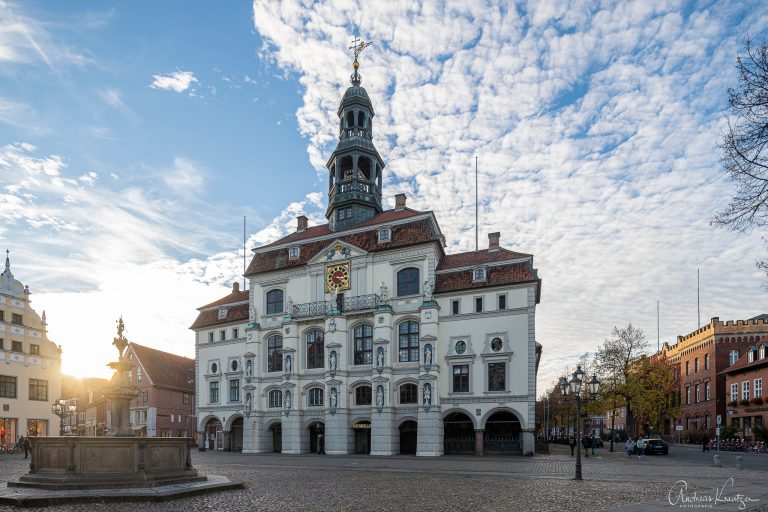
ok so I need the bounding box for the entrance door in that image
[308,422,324,453]
[483,411,522,454]
[270,424,282,453]
[443,412,475,454]
[231,417,243,451]
[205,418,222,451]
[354,421,371,454]
[399,421,418,455]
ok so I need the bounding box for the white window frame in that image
[686,386,690,405]
[730,350,740,366]
[695,384,700,403]
[288,246,300,260]
[377,228,392,243]
[472,267,487,282]
[755,378,763,399]
[218,308,227,319]
[730,383,738,402]
[705,381,711,401]
[743,381,750,401]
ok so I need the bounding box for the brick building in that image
[658,316,768,438]
[721,336,768,440]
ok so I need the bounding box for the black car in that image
[644,438,669,455]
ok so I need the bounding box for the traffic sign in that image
[716,428,720,436]
[675,425,684,431]
[717,415,722,425]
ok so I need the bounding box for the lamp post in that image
[560,366,600,481]
[51,398,67,437]
[66,400,77,435]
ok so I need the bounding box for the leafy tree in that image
[628,354,679,435]
[716,39,768,279]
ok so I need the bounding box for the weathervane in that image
[349,36,373,85]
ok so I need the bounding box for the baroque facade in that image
[192,58,542,456]
[0,252,62,441]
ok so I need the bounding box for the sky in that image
[1,1,767,393]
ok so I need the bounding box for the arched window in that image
[355,385,372,405]
[268,389,282,408]
[397,267,420,296]
[266,289,284,315]
[398,321,419,362]
[358,111,366,128]
[308,388,324,407]
[346,111,355,128]
[306,329,324,369]
[354,324,373,365]
[267,335,283,372]
[399,383,418,404]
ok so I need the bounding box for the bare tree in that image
[716,40,768,279]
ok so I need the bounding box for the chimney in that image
[297,215,308,232]
[488,232,500,251]
[233,282,240,293]
[395,193,407,210]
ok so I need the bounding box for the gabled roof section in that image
[128,342,195,392]
[720,336,768,375]
[198,286,249,310]
[245,209,441,276]
[437,247,531,270]
[435,259,541,299]
[191,303,249,330]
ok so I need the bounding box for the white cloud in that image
[250,1,768,391]
[97,87,136,119]
[162,157,205,198]
[150,70,199,93]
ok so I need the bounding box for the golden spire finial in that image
[349,37,372,85]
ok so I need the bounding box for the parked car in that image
[645,438,669,455]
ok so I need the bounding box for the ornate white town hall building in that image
[192,54,542,456]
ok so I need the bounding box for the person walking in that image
[582,435,590,458]
[16,435,24,454]
[625,438,635,457]
[23,435,30,459]
[702,435,710,452]
[590,435,596,456]
[636,437,646,459]
[568,436,576,456]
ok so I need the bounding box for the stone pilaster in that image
[416,407,443,456]
[522,430,535,456]
[324,410,349,454]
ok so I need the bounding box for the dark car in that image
[645,438,669,455]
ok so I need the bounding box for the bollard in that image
[713,454,722,467]
[736,456,743,470]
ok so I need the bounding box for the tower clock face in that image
[325,262,351,292]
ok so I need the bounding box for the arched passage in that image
[399,420,418,455]
[483,410,522,454]
[352,420,371,454]
[204,418,222,451]
[308,421,325,454]
[268,422,282,453]
[443,411,475,454]
[230,417,243,451]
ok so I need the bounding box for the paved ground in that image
[1,444,767,511]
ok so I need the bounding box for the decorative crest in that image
[349,37,373,85]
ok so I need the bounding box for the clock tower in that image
[326,40,385,230]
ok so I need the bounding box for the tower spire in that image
[349,37,372,86]
[4,249,9,273]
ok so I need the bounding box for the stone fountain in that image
[0,318,242,506]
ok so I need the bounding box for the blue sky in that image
[1,1,767,389]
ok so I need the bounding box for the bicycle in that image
[1,443,23,454]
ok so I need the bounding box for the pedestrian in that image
[16,435,24,454]
[318,433,325,455]
[23,436,30,459]
[625,438,635,457]
[636,437,646,459]
[581,435,590,458]
[590,435,596,456]
[568,436,576,456]
[702,435,710,452]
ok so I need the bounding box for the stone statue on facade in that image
[423,383,432,406]
[423,280,433,301]
[330,388,338,408]
[284,391,292,410]
[424,345,432,366]
[288,296,294,315]
[376,347,384,368]
[329,351,337,371]
[245,359,253,379]
[285,355,292,376]
[376,386,384,408]
[379,281,389,303]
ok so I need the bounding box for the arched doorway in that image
[443,412,475,454]
[399,420,418,455]
[483,411,522,454]
[230,417,243,451]
[308,421,325,453]
[353,420,371,454]
[270,423,282,453]
[205,418,222,451]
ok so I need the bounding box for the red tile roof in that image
[191,302,249,330]
[128,342,195,392]
[720,336,768,374]
[245,216,441,276]
[199,289,249,310]
[435,260,541,299]
[438,248,531,270]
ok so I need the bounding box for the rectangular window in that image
[308,388,324,407]
[208,332,214,343]
[755,378,763,398]
[269,390,282,408]
[498,294,506,310]
[0,375,17,398]
[11,341,21,352]
[0,311,4,321]
[183,392,191,405]
[730,350,740,366]
[28,379,48,401]
[730,383,738,402]
[0,338,3,350]
[30,344,40,355]
[209,381,219,403]
[743,381,750,401]
[451,300,459,315]
[705,381,711,401]
[686,386,690,404]
[232,328,239,339]
[11,313,22,325]
[488,363,506,391]
[694,358,699,373]
[355,386,372,405]
[229,380,240,402]
[475,297,483,313]
[705,353,710,370]
[685,361,689,376]
[220,330,226,341]
[453,365,469,392]
[695,384,700,403]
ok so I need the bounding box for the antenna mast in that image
[697,268,700,328]
[475,156,478,251]
[657,300,660,352]
[243,216,246,290]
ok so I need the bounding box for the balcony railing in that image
[292,294,380,319]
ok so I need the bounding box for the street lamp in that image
[561,366,600,481]
[51,398,67,436]
[66,401,77,435]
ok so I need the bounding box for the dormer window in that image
[760,347,765,360]
[378,228,391,243]
[749,351,755,363]
[472,267,487,282]
[217,308,227,320]
[288,246,300,260]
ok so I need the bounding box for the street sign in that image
[717,415,722,425]
[727,409,737,415]
[675,425,684,431]
[716,428,720,436]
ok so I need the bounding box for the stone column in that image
[522,430,535,456]
[371,407,394,455]
[474,429,484,456]
[324,314,349,455]
[416,407,443,456]
[282,411,302,454]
